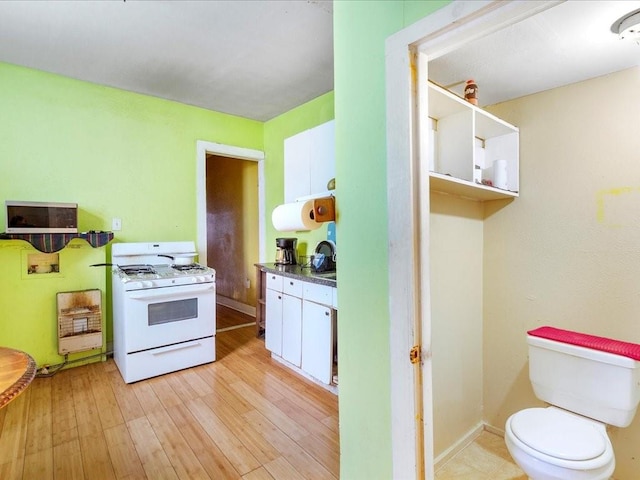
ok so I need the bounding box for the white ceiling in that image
[430,1,640,106]
[0,0,333,122]
[1,1,639,122]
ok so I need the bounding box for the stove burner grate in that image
[119,264,157,275]
[171,264,206,272]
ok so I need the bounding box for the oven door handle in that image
[128,283,214,301]
[151,341,203,356]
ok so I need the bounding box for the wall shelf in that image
[0,231,114,253]
[427,81,519,201]
[430,172,518,201]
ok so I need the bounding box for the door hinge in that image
[409,345,421,364]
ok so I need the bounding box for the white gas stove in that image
[111,241,216,383]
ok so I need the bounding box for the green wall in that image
[0,62,263,240]
[333,1,449,478]
[0,61,263,366]
[0,240,108,367]
[263,92,335,259]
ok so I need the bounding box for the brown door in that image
[205,154,258,308]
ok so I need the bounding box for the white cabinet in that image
[266,272,283,292]
[428,81,519,201]
[284,120,335,202]
[266,274,303,366]
[303,281,332,306]
[265,288,283,355]
[281,278,303,367]
[302,300,335,385]
[263,271,337,388]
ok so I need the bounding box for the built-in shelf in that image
[430,172,518,201]
[427,81,519,201]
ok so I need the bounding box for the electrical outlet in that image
[112,218,122,231]
[245,279,250,289]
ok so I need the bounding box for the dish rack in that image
[56,289,103,355]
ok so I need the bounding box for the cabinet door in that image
[284,130,311,203]
[265,288,283,356]
[284,120,335,202]
[309,120,335,195]
[281,294,302,367]
[301,300,334,384]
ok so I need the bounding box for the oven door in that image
[122,282,215,353]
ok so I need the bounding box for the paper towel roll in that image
[493,159,508,190]
[272,200,321,231]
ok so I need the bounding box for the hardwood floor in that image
[216,304,257,332]
[0,323,339,479]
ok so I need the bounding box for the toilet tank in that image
[527,329,640,427]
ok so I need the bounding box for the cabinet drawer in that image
[303,282,333,306]
[283,277,303,297]
[266,273,283,292]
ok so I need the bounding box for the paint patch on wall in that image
[596,187,640,227]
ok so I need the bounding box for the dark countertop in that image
[256,263,337,286]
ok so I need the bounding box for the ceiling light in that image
[611,8,640,41]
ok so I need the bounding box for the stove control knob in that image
[142,281,154,288]
[195,276,205,283]
[130,282,142,290]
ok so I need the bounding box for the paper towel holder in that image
[313,196,335,223]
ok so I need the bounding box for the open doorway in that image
[195,141,266,318]
[385,2,560,478]
[206,153,258,314]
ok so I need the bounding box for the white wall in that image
[483,66,640,480]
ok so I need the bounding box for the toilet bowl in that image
[505,407,614,480]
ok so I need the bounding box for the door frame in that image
[196,140,266,270]
[384,1,561,478]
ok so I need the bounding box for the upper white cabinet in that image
[284,120,335,202]
[427,81,519,200]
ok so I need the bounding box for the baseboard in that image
[434,422,484,471]
[216,296,256,317]
[483,423,506,438]
[217,323,255,333]
[434,422,507,472]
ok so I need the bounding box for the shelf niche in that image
[427,81,519,201]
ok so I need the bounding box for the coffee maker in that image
[275,237,297,265]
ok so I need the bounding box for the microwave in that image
[5,201,78,234]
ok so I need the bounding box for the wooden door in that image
[206,154,258,309]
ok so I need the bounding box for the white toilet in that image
[505,326,640,480]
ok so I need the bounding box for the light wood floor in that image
[0,322,339,479]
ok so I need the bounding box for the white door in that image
[281,294,302,367]
[265,288,283,356]
[301,300,334,384]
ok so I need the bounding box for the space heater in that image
[56,289,103,354]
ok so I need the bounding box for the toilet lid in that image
[511,408,607,461]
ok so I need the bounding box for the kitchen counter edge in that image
[255,263,337,287]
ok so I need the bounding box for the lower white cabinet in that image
[264,272,337,387]
[301,300,335,385]
[281,294,302,367]
[265,288,283,355]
